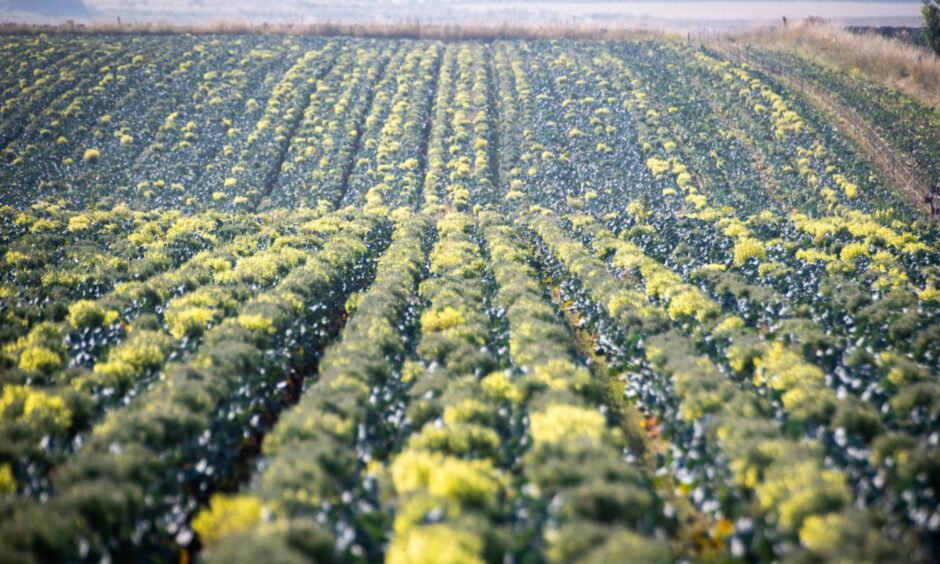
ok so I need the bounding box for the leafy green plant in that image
[925,0,940,56]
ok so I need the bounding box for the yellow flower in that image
[796,249,835,264]
[839,243,870,262]
[388,524,484,564]
[481,371,522,403]
[191,494,262,548]
[0,464,14,495]
[68,300,108,329]
[237,314,275,334]
[0,385,71,432]
[391,451,504,508]
[645,157,670,178]
[18,347,63,374]
[421,307,466,332]
[732,237,766,266]
[530,404,607,444]
[667,288,720,322]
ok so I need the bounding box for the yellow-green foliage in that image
[442,399,493,426]
[713,315,745,335]
[0,385,71,433]
[755,459,849,531]
[530,359,592,393]
[839,243,870,262]
[530,404,607,444]
[215,247,306,286]
[4,250,31,267]
[721,218,750,239]
[237,314,276,334]
[408,425,501,457]
[758,261,791,278]
[645,157,670,178]
[18,346,63,374]
[481,371,523,403]
[392,495,463,536]
[391,451,504,508]
[2,42,936,563]
[166,306,216,339]
[753,342,835,418]
[626,200,650,223]
[68,300,114,329]
[165,288,235,339]
[165,214,219,244]
[421,306,466,332]
[685,193,707,210]
[833,174,859,199]
[345,291,365,316]
[387,524,484,564]
[666,288,720,323]
[0,464,14,495]
[603,232,718,323]
[676,171,693,188]
[799,512,847,552]
[428,243,483,276]
[86,331,171,389]
[726,341,762,374]
[796,248,836,264]
[191,494,262,548]
[4,323,64,373]
[732,237,766,266]
[754,343,824,391]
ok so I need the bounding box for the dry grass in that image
[0,19,673,42]
[731,21,940,108]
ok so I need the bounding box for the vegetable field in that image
[1,34,939,563]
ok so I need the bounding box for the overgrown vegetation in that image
[925,0,940,56]
[732,20,940,108]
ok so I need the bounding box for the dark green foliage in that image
[925,0,940,56]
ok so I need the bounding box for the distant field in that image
[452,2,924,28]
[1,0,926,28]
[0,32,939,564]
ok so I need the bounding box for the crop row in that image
[422,44,497,210]
[0,209,388,560]
[271,41,398,210]
[522,211,922,560]
[1,208,337,492]
[768,50,940,189]
[343,43,441,212]
[195,213,432,561]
